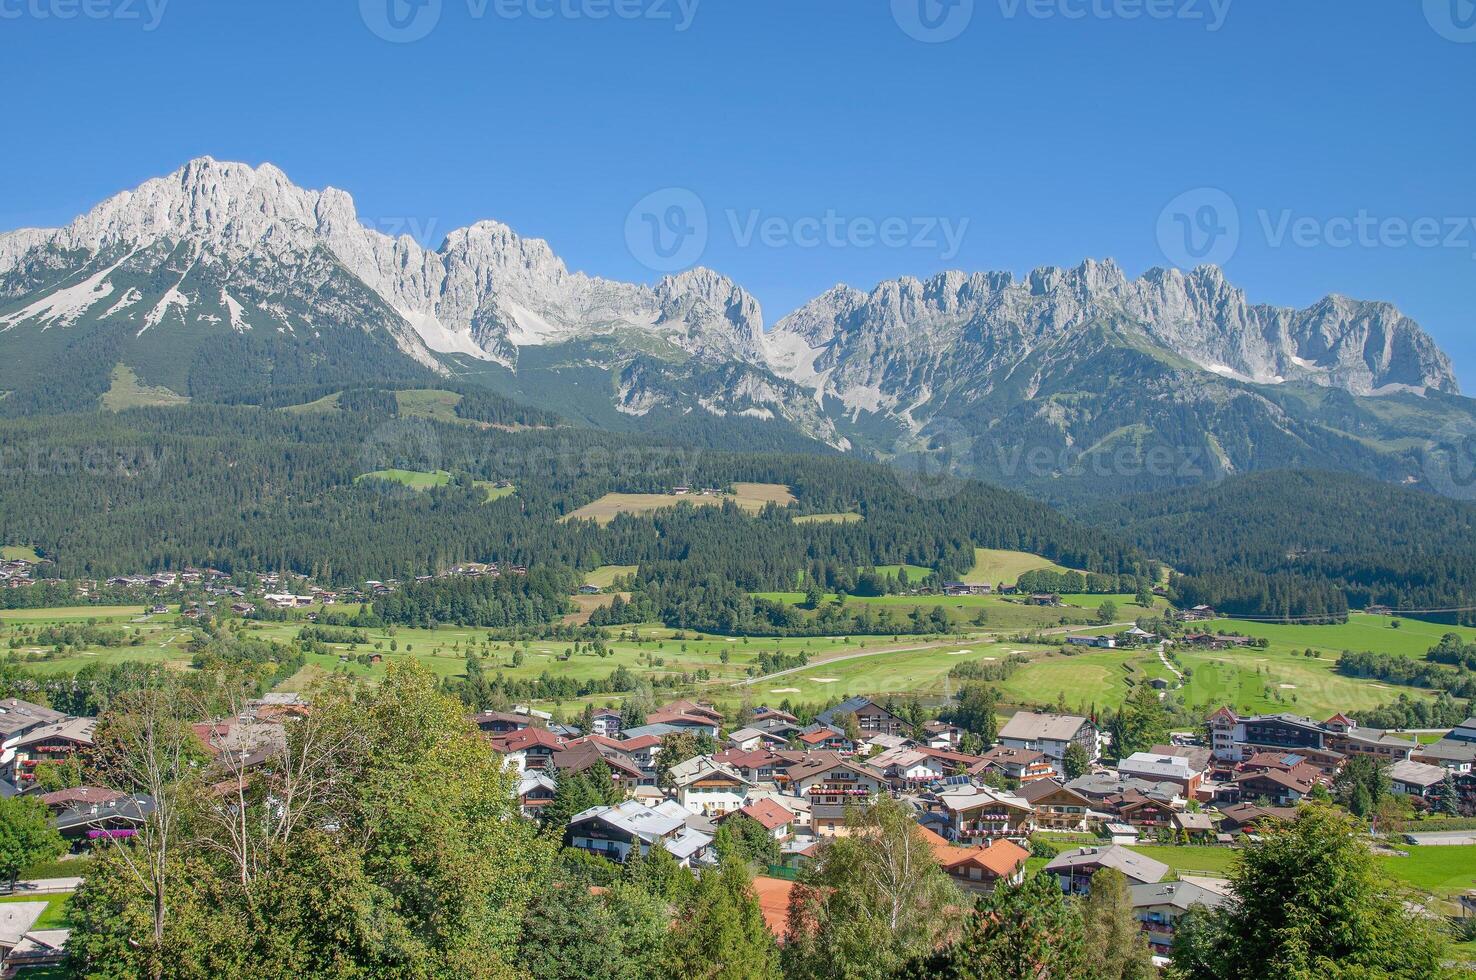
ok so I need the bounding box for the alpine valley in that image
[2,157,1471,502]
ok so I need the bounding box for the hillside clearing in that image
[563,483,795,525]
[963,548,1074,586]
[101,364,189,411]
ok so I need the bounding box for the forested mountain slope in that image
[1081,470,1476,622]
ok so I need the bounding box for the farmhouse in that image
[920,826,1029,896]
[1045,845,1169,895]
[1018,778,1094,831]
[1130,880,1229,955]
[667,756,752,816]
[975,745,1055,784]
[933,784,1035,842]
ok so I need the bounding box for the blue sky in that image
[2,0,1473,384]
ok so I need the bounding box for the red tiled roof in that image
[618,734,662,751]
[493,727,565,752]
[915,826,1030,878]
[732,798,793,831]
[716,747,781,769]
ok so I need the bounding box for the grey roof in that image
[1343,726,1417,748]
[816,697,883,725]
[619,722,687,741]
[936,784,1032,814]
[1415,739,1476,763]
[1388,759,1448,787]
[0,699,67,739]
[1118,753,1200,781]
[1018,778,1090,806]
[667,756,750,788]
[13,716,97,749]
[1128,879,1229,913]
[570,799,689,841]
[569,799,714,859]
[52,794,154,833]
[1043,845,1169,885]
[1065,772,1181,801]
[999,711,1091,742]
[0,902,48,947]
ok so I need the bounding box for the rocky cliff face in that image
[765,260,1458,435]
[0,158,769,374]
[0,158,1464,482]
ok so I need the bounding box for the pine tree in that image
[668,859,780,980]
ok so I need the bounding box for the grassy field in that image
[584,565,638,589]
[0,605,149,622]
[1127,845,1239,877]
[996,647,1142,709]
[1,600,1448,724]
[354,469,512,502]
[752,591,1141,632]
[0,604,195,674]
[100,364,189,411]
[476,481,516,502]
[355,469,453,490]
[394,388,462,421]
[793,513,863,525]
[1376,845,1476,899]
[261,619,874,708]
[1205,614,1476,659]
[1,545,42,562]
[871,564,935,581]
[963,548,1073,586]
[0,893,72,930]
[1172,644,1431,717]
[721,637,1032,707]
[563,483,796,525]
[283,391,342,413]
[986,611,1450,718]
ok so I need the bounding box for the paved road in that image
[5,876,82,894]
[734,621,1139,688]
[1401,830,1476,846]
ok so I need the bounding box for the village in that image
[4,673,1474,973]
